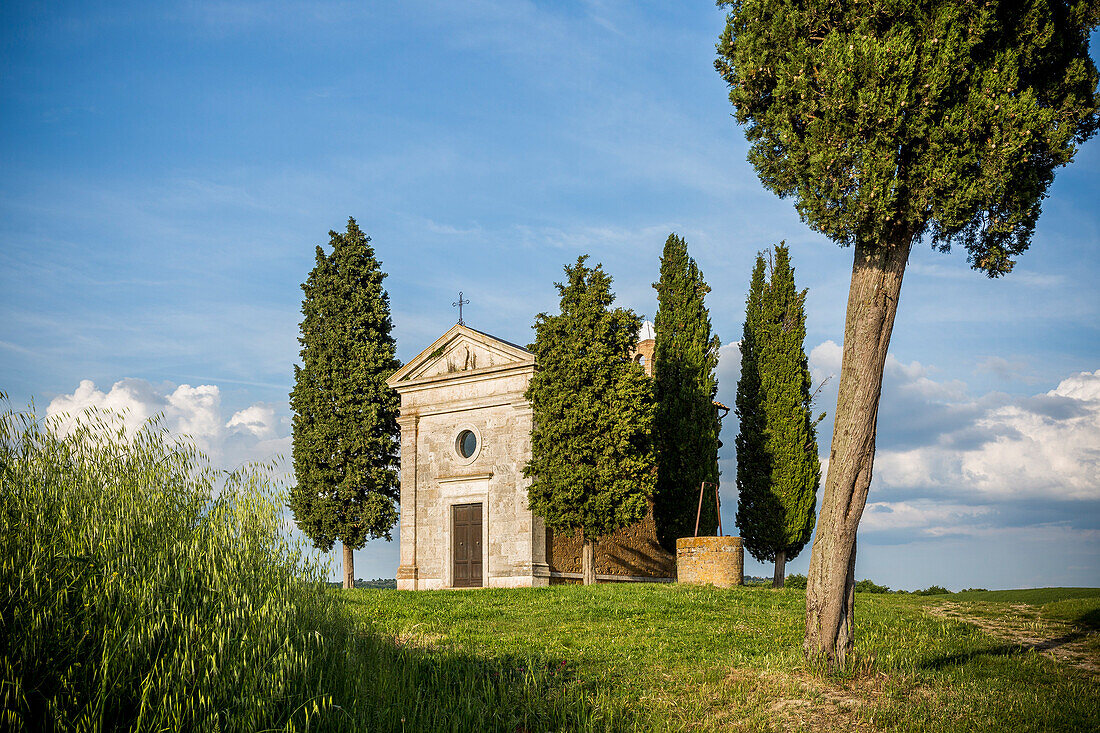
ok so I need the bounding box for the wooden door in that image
[452,503,483,588]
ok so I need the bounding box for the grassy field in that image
[345,583,1100,732]
[5,406,1097,731]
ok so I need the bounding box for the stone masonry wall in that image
[630,338,655,377]
[546,501,676,581]
[675,536,744,588]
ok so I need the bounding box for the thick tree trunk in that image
[772,550,786,589]
[343,542,354,590]
[582,539,596,586]
[804,237,911,669]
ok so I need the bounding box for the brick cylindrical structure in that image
[676,537,744,588]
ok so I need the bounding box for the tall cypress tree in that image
[734,256,771,569]
[525,256,656,585]
[735,244,820,588]
[652,234,722,549]
[289,218,401,590]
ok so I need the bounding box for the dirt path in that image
[927,601,1100,677]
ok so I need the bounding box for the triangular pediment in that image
[387,324,534,388]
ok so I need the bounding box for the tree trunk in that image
[804,237,911,669]
[343,542,354,590]
[582,539,596,586]
[773,550,786,589]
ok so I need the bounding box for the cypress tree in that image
[652,234,722,549]
[289,218,401,590]
[735,245,820,589]
[735,255,771,568]
[717,0,1099,666]
[524,256,656,585]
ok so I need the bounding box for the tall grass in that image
[1,404,625,732]
[0,404,350,730]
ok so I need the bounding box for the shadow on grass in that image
[921,629,1094,672]
[921,643,1037,671]
[1070,608,1100,632]
[336,628,637,732]
[1032,629,1094,653]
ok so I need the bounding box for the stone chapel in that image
[386,322,676,590]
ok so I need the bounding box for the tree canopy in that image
[652,234,722,549]
[716,0,1099,275]
[289,218,401,587]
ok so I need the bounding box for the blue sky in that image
[3,2,1098,590]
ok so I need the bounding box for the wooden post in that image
[715,484,723,537]
[697,482,722,537]
[694,481,706,536]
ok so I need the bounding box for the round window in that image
[456,429,478,459]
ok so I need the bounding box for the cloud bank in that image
[45,378,290,471]
[873,368,1100,503]
[724,339,1098,539]
[797,342,1100,543]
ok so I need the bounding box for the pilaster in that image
[396,413,419,589]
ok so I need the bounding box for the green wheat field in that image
[3,409,1097,732]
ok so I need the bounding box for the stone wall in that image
[630,338,655,377]
[546,501,676,582]
[675,536,744,588]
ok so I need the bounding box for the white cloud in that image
[47,378,170,438]
[721,336,1099,511]
[1052,369,1100,401]
[714,341,742,425]
[809,339,842,384]
[935,523,1100,542]
[167,383,223,448]
[888,356,967,402]
[810,340,965,401]
[227,403,279,439]
[874,369,1100,501]
[861,500,992,534]
[804,338,1097,508]
[717,340,741,383]
[46,378,288,468]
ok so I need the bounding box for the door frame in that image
[438,478,490,589]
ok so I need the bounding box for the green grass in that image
[345,585,1100,731]
[949,587,1100,605]
[934,587,1100,660]
[1041,597,1100,631]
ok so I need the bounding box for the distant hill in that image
[326,578,397,590]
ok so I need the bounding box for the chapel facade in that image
[386,323,675,590]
